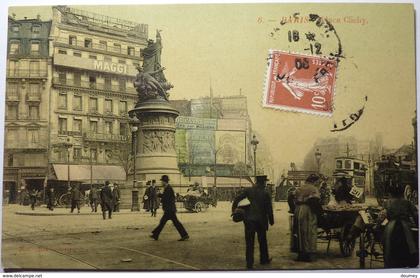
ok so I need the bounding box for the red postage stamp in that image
[263,50,338,116]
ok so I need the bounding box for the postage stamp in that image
[263,50,337,116]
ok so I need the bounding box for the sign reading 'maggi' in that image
[93,60,128,74]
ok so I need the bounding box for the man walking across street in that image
[100,181,114,220]
[150,175,189,241]
[89,185,99,212]
[70,185,82,213]
[232,175,274,269]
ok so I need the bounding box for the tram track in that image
[3,221,200,270]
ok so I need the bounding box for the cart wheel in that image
[59,193,71,208]
[194,202,203,213]
[340,223,356,257]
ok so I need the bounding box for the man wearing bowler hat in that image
[232,175,274,269]
[150,175,189,241]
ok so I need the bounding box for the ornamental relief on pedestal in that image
[142,130,175,153]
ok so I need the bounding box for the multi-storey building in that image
[48,6,148,187]
[4,16,52,203]
[172,95,254,180]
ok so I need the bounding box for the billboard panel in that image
[216,131,246,165]
[187,129,215,164]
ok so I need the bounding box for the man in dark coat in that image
[112,183,121,212]
[46,187,55,211]
[70,185,82,213]
[100,181,114,220]
[150,175,189,241]
[89,185,99,212]
[232,175,274,269]
[143,181,151,211]
[29,188,38,210]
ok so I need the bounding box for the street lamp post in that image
[250,135,259,180]
[315,148,322,174]
[131,125,139,211]
[63,140,73,189]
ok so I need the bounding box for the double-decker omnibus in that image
[332,157,368,202]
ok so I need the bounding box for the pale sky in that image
[9,4,417,178]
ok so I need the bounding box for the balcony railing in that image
[83,132,128,142]
[7,70,48,78]
[55,37,142,57]
[26,92,41,102]
[6,92,19,102]
[52,77,136,94]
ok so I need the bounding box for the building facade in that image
[48,6,148,186]
[172,95,254,180]
[4,16,52,203]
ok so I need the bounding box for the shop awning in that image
[52,164,126,181]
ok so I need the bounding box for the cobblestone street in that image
[2,201,383,271]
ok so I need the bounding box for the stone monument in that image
[130,30,180,183]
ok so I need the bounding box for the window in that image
[89,76,96,89]
[58,72,66,84]
[344,160,352,169]
[69,36,77,46]
[118,79,126,91]
[73,148,82,160]
[8,60,19,76]
[104,99,113,113]
[58,93,67,109]
[90,148,98,162]
[73,119,82,134]
[84,38,92,48]
[73,73,81,86]
[7,104,18,120]
[104,77,111,90]
[89,97,98,112]
[105,121,113,134]
[354,162,360,170]
[113,43,121,53]
[28,106,39,120]
[89,54,97,60]
[6,129,18,146]
[30,41,40,54]
[28,83,40,96]
[99,40,107,50]
[119,101,127,114]
[8,82,18,97]
[73,95,82,111]
[27,129,39,143]
[29,61,40,76]
[58,117,67,134]
[7,154,14,167]
[127,46,135,56]
[11,25,20,33]
[32,25,41,34]
[118,59,126,64]
[120,122,127,136]
[58,49,67,55]
[9,41,20,54]
[90,121,98,133]
[73,52,81,57]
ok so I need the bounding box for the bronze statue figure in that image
[134,30,173,102]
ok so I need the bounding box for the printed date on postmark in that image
[263,50,337,116]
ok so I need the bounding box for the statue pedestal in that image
[130,99,180,183]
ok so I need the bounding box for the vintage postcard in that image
[1,2,418,272]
